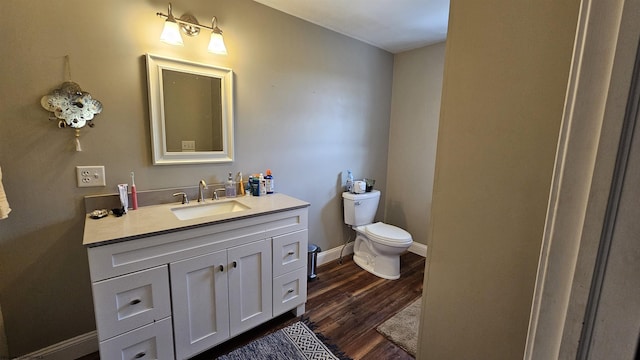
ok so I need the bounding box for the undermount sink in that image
[171,200,250,220]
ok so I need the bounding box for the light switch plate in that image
[76,166,106,187]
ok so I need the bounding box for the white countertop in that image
[83,193,309,247]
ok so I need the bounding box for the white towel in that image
[0,166,11,219]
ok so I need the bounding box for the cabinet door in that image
[170,251,229,360]
[228,239,272,336]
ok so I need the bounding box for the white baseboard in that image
[316,241,427,267]
[317,242,354,266]
[14,331,98,360]
[409,242,428,257]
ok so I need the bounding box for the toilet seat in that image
[364,222,412,246]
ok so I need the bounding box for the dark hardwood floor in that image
[78,252,425,360]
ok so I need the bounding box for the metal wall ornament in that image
[40,81,103,151]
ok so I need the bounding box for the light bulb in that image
[208,32,227,54]
[160,20,184,46]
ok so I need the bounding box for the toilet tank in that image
[342,190,380,226]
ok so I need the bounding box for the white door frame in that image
[525,0,640,358]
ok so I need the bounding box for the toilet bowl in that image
[342,191,413,279]
[353,222,412,279]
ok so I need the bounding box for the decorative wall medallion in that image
[40,80,103,151]
[40,81,103,129]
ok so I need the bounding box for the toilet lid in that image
[365,222,412,245]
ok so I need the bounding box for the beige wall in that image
[419,1,580,359]
[0,0,393,355]
[385,42,445,245]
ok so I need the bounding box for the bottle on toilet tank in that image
[346,170,354,193]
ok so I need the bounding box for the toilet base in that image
[353,252,401,280]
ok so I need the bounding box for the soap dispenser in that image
[225,172,237,198]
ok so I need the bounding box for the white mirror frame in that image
[146,54,234,165]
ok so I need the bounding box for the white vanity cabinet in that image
[85,207,308,360]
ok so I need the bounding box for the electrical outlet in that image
[76,166,106,187]
[182,140,196,152]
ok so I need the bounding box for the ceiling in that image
[253,0,450,54]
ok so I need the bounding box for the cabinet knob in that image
[233,261,238,268]
[287,251,295,256]
[129,299,141,305]
[287,288,295,294]
[219,264,224,272]
[134,351,146,358]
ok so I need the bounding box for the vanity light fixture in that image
[157,3,228,55]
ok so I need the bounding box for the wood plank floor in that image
[78,252,425,360]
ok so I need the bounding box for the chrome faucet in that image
[213,188,226,200]
[198,180,208,202]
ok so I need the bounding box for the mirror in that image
[146,54,234,164]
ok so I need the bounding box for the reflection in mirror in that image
[163,70,223,152]
[146,54,234,164]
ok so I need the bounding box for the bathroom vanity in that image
[83,194,309,360]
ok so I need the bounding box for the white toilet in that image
[342,190,413,280]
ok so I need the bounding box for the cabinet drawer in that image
[273,267,307,317]
[272,230,308,277]
[92,266,171,341]
[99,316,174,360]
[264,208,308,238]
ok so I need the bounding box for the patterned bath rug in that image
[376,297,422,357]
[216,320,352,360]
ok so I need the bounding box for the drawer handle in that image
[233,261,237,268]
[219,264,224,272]
[287,288,295,294]
[134,351,146,358]
[287,251,295,256]
[129,299,142,305]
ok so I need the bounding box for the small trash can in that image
[307,244,321,281]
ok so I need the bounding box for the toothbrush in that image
[131,171,139,210]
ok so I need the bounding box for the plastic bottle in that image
[259,173,267,196]
[236,172,245,196]
[346,170,354,193]
[249,175,260,196]
[265,169,274,194]
[225,172,236,198]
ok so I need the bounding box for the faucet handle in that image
[172,192,189,204]
[213,188,226,200]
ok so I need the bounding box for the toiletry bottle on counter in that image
[259,173,267,196]
[265,169,274,194]
[236,172,245,196]
[250,175,260,196]
[225,172,236,198]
